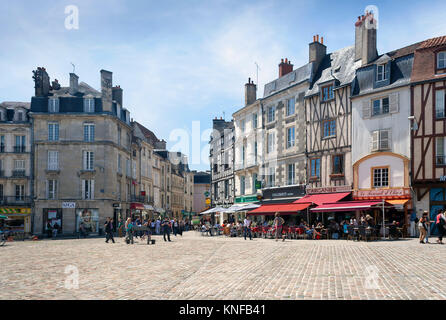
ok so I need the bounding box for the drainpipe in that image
[30,114,35,236]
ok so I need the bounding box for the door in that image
[430,188,446,235]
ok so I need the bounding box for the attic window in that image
[376,64,389,82]
[437,51,446,70]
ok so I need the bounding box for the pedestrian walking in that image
[52,222,59,239]
[155,218,161,235]
[435,210,446,244]
[46,221,52,238]
[162,217,171,242]
[125,218,134,244]
[117,218,124,237]
[104,217,115,243]
[243,215,253,240]
[173,218,179,236]
[418,215,428,244]
[422,211,432,243]
[273,212,285,242]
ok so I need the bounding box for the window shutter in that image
[45,180,49,199]
[389,92,399,113]
[81,179,85,199]
[371,131,379,151]
[362,100,371,119]
[380,130,390,150]
[91,180,95,200]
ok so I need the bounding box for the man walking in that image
[104,217,115,243]
[418,214,428,244]
[162,217,172,242]
[125,218,134,244]
[155,218,161,235]
[243,215,253,240]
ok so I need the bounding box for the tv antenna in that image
[70,62,75,73]
[254,62,261,91]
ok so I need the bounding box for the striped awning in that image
[0,208,31,215]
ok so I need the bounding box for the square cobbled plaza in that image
[0,232,445,300]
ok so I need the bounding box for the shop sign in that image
[113,203,121,208]
[262,185,306,200]
[62,202,76,209]
[306,185,351,195]
[0,207,31,214]
[353,188,411,199]
[205,198,211,205]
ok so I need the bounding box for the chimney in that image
[112,85,123,106]
[32,67,51,97]
[100,70,113,112]
[309,35,327,73]
[244,77,256,106]
[279,58,293,77]
[69,73,79,95]
[355,12,378,65]
[51,79,61,90]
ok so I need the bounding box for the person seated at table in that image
[365,215,374,228]
[201,224,210,235]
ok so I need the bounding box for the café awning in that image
[294,192,350,206]
[386,199,410,205]
[130,203,145,210]
[311,200,393,213]
[248,203,311,216]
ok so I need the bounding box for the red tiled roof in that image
[418,36,446,50]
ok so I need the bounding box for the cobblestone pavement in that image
[0,232,445,300]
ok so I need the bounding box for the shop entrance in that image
[430,188,446,235]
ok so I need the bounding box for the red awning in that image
[311,200,393,213]
[249,203,311,216]
[130,203,145,210]
[294,192,351,206]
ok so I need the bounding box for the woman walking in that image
[273,212,285,242]
[418,215,428,244]
[435,210,446,244]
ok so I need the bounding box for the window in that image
[0,184,3,199]
[17,111,23,122]
[224,180,229,198]
[372,130,391,151]
[82,179,94,199]
[377,64,389,81]
[47,180,57,199]
[84,123,95,142]
[436,137,446,165]
[83,151,94,170]
[240,176,245,195]
[0,136,4,152]
[253,113,258,129]
[286,97,295,116]
[268,167,275,187]
[15,184,25,201]
[48,151,59,170]
[48,122,59,141]
[242,145,245,166]
[267,132,275,153]
[83,98,95,113]
[267,106,275,123]
[126,159,131,176]
[287,127,295,148]
[438,51,446,69]
[117,154,122,173]
[332,155,344,174]
[117,126,121,145]
[0,111,3,121]
[15,136,25,152]
[254,141,258,163]
[252,173,258,191]
[323,120,336,138]
[241,119,245,132]
[214,183,218,200]
[322,84,334,101]
[14,160,25,170]
[372,97,390,116]
[436,90,445,119]
[132,160,137,178]
[287,164,295,185]
[48,98,59,113]
[373,168,389,188]
[310,158,321,178]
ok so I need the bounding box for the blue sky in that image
[1,0,445,170]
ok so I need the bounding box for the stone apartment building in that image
[192,171,211,214]
[233,79,262,205]
[259,57,313,202]
[0,101,32,234]
[154,150,171,216]
[209,117,235,208]
[30,67,134,235]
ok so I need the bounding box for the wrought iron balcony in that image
[13,146,26,153]
[12,170,26,178]
[0,196,32,205]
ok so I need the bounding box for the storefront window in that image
[76,209,99,233]
[43,208,62,233]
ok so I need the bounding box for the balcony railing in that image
[12,170,26,178]
[14,146,26,153]
[130,195,147,203]
[0,196,32,205]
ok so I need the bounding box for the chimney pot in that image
[321,37,324,45]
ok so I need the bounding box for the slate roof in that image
[352,42,421,96]
[0,101,30,109]
[306,46,361,96]
[263,62,314,98]
[133,121,161,146]
[49,82,101,98]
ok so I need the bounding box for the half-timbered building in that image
[411,36,446,231]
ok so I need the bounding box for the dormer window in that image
[376,64,389,81]
[321,84,334,102]
[48,98,59,113]
[84,98,95,113]
[17,111,24,122]
[437,51,446,70]
[0,111,4,121]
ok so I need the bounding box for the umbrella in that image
[240,203,260,212]
[199,207,227,215]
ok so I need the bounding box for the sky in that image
[1,0,445,170]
